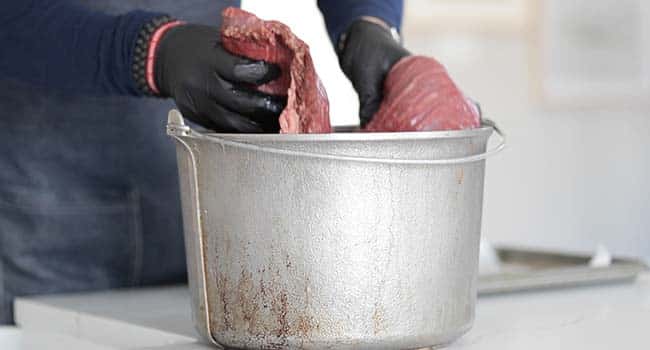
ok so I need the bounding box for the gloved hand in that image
[155,24,285,133]
[338,19,410,127]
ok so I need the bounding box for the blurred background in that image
[242,0,650,263]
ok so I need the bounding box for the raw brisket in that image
[365,56,481,132]
[220,7,331,133]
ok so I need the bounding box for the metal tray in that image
[477,246,648,296]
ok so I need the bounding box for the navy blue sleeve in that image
[317,0,403,45]
[0,1,164,96]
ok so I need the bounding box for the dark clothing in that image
[317,0,403,44]
[0,2,161,96]
[0,1,403,95]
[0,0,403,324]
[0,0,238,325]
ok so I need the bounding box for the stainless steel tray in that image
[477,246,648,296]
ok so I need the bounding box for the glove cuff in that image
[132,15,183,96]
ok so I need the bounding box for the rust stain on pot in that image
[259,272,268,299]
[209,258,324,348]
[297,280,316,338]
[217,272,232,331]
[456,168,464,185]
[372,304,386,335]
[272,290,290,337]
[237,269,260,333]
[296,314,315,337]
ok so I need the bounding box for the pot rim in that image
[201,126,494,143]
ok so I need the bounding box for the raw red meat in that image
[221,8,476,134]
[365,56,480,132]
[220,7,331,133]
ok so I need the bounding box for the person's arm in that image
[316,0,403,46]
[317,0,408,126]
[0,1,283,132]
[0,1,162,95]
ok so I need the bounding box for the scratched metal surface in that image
[169,112,494,349]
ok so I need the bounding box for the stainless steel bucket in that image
[166,109,505,350]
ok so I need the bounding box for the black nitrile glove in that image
[155,24,285,133]
[338,20,410,127]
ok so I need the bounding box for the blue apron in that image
[0,0,239,323]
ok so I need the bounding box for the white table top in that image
[0,326,114,350]
[13,274,650,349]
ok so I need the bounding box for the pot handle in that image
[166,110,222,348]
[168,110,505,165]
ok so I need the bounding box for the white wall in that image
[402,4,650,261]
[242,1,650,262]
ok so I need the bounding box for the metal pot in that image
[166,110,504,349]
